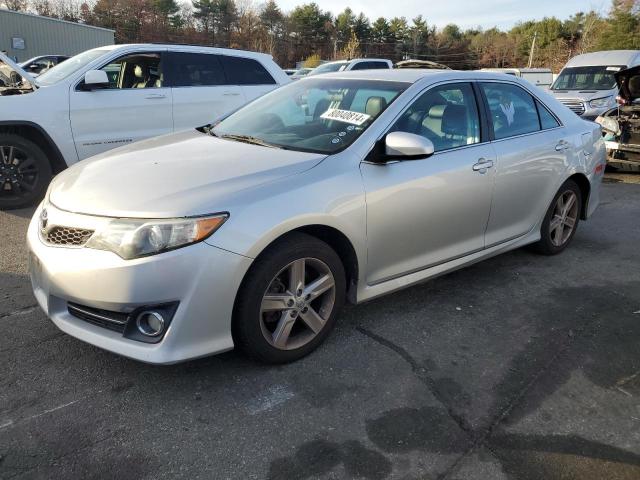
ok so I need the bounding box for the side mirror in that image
[82,70,109,90]
[384,131,435,159]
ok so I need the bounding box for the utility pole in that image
[528,31,538,68]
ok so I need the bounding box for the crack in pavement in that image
[0,304,39,320]
[0,389,105,433]
[356,325,475,437]
[356,317,600,480]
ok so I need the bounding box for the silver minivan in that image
[550,50,640,120]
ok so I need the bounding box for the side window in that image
[351,61,388,71]
[536,100,560,129]
[390,82,481,152]
[481,83,540,139]
[220,56,275,85]
[166,52,225,87]
[99,53,163,89]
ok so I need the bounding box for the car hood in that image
[550,89,616,101]
[615,65,640,102]
[0,52,35,89]
[49,130,327,218]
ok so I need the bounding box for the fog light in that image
[136,311,165,337]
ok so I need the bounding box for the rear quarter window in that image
[351,61,390,71]
[221,56,275,85]
[536,100,560,129]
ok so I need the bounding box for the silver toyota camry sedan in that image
[28,70,606,364]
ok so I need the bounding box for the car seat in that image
[365,96,388,117]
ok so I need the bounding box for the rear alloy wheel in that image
[532,179,581,255]
[233,233,346,363]
[0,134,52,210]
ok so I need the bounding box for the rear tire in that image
[531,179,581,255]
[0,134,52,210]
[233,232,346,364]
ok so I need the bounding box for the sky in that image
[275,0,610,30]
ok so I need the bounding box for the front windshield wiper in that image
[219,133,283,149]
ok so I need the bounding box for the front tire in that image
[0,134,52,210]
[233,232,346,363]
[532,179,581,255]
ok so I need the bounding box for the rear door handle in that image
[472,158,494,173]
[145,94,166,100]
[223,91,240,96]
[555,140,570,151]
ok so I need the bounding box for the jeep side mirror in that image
[82,70,109,90]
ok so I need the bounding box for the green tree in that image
[597,6,640,49]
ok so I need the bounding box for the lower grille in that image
[558,99,586,116]
[67,302,129,333]
[44,226,94,246]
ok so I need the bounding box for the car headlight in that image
[85,214,228,259]
[595,116,620,136]
[589,96,613,108]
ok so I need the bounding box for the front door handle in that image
[223,91,240,96]
[145,94,166,100]
[472,158,494,173]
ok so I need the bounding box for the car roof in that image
[87,43,273,60]
[312,69,521,84]
[565,50,640,67]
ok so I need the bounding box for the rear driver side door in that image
[479,82,570,246]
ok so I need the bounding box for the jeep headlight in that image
[86,214,228,259]
[589,96,614,108]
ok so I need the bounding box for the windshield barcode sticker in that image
[321,108,371,125]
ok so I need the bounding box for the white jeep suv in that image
[0,44,290,209]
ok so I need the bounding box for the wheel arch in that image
[567,172,590,220]
[0,121,67,174]
[239,224,361,305]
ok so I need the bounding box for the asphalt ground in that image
[1,174,639,480]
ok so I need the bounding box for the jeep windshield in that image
[212,78,408,154]
[36,49,109,86]
[551,65,625,91]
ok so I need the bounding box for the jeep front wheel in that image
[0,134,52,210]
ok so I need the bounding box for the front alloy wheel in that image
[260,258,336,350]
[233,232,346,363]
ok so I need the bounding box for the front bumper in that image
[27,204,253,364]
[605,140,640,165]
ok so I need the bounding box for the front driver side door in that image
[70,50,173,160]
[360,82,496,285]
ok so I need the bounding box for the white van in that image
[550,50,640,120]
[481,68,553,89]
[0,44,290,209]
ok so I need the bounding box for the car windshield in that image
[551,65,625,91]
[19,57,39,67]
[36,49,109,86]
[213,78,408,154]
[308,62,348,76]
